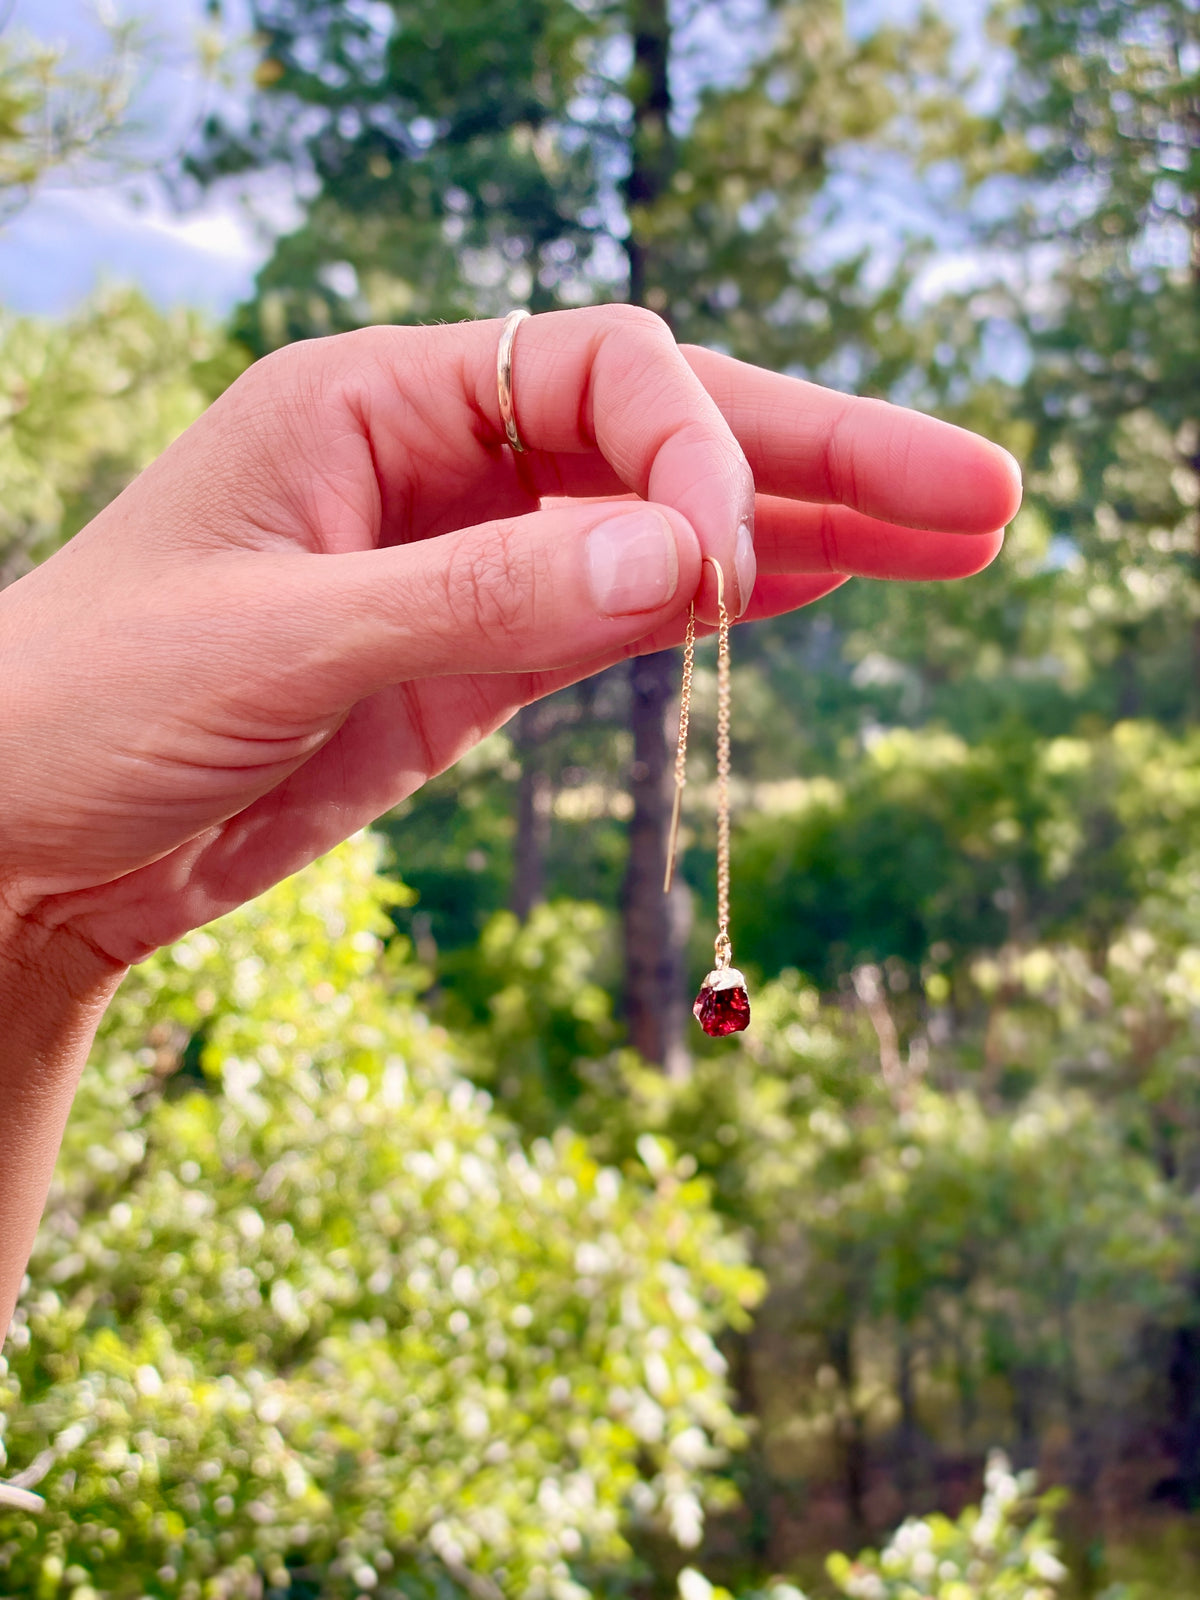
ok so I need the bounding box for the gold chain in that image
[713,590,732,970]
[664,559,733,977]
[675,607,696,794]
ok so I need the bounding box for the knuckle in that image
[442,524,536,651]
[245,338,319,395]
[600,302,672,339]
[817,504,839,572]
[234,342,332,432]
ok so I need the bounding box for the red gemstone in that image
[693,976,751,1037]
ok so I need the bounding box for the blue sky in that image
[0,0,997,324]
[0,0,278,315]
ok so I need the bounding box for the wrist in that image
[0,895,127,1032]
[0,898,126,1342]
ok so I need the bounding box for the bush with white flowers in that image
[826,1452,1068,1600]
[1,837,759,1600]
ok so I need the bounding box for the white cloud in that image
[1,0,276,315]
[0,186,268,314]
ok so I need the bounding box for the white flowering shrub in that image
[826,1453,1068,1600]
[669,1457,1070,1600]
[677,1567,810,1600]
[0,836,758,1599]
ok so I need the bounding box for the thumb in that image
[275,500,703,712]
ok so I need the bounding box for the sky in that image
[0,0,278,315]
[0,0,999,325]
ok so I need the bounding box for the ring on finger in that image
[497,308,531,453]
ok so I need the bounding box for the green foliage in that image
[730,719,1200,982]
[890,0,1200,730]
[190,0,959,387]
[566,959,1187,1480]
[2,838,759,1597]
[5,0,1200,1589]
[1095,1520,1200,1600]
[443,899,622,1132]
[626,1457,1072,1599]
[0,22,139,214]
[191,0,612,342]
[0,291,246,585]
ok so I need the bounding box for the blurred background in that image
[2,1,1198,1596]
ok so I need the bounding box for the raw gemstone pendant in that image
[693,966,750,1037]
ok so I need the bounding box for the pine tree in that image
[962,0,1200,723]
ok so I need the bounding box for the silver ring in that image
[497,308,531,452]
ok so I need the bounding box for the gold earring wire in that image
[663,602,695,895]
[712,563,732,972]
[664,558,749,1035]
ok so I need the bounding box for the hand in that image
[0,305,1020,967]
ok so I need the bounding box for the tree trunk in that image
[1185,42,1200,722]
[620,0,689,1072]
[1168,1297,1200,1508]
[727,1322,773,1562]
[895,1324,919,1502]
[951,1314,978,1447]
[829,1319,868,1534]
[622,648,691,1076]
[510,705,553,921]
[1057,1296,1108,1596]
[626,0,674,314]
[1011,1360,1039,1471]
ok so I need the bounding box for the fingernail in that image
[734,519,756,617]
[586,509,678,617]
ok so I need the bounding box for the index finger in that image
[457,306,757,616]
[681,345,1023,535]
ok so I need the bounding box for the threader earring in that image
[664,557,751,1037]
[495,309,749,1036]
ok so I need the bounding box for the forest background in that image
[1,1,1198,1598]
